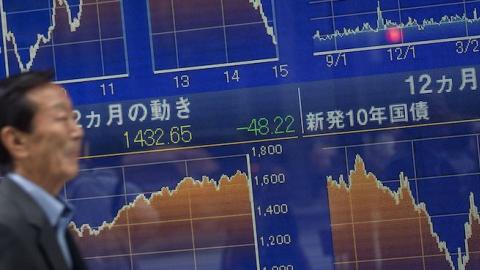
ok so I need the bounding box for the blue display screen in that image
[2,0,480,269]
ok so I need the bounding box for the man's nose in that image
[70,118,84,140]
[74,125,84,140]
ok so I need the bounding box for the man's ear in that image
[0,127,29,160]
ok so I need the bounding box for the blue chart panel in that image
[0,0,128,83]
[67,154,259,270]
[323,135,480,270]
[148,0,279,73]
[311,0,480,55]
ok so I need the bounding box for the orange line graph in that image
[69,171,256,260]
[327,155,480,270]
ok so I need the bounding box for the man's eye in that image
[56,116,68,121]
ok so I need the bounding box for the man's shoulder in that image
[0,194,40,249]
[0,177,35,204]
[0,190,24,226]
[0,180,31,227]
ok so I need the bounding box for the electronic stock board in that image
[2,0,480,269]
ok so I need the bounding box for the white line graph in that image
[312,0,480,56]
[148,0,279,73]
[0,0,128,83]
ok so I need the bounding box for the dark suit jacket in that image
[0,178,87,270]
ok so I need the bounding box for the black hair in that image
[0,71,54,175]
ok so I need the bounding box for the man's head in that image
[0,71,84,194]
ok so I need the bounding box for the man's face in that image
[23,83,84,182]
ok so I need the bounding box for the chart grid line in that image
[122,167,135,270]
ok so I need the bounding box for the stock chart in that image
[0,0,128,83]
[2,0,480,269]
[148,0,278,72]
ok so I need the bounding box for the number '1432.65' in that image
[123,125,192,148]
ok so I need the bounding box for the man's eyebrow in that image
[51,102,71,111]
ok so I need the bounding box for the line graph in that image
[0,0,128,83]
[148,0,279,73]
[324,134,480,270]
[66,154,259,270]
[311,0,480,56]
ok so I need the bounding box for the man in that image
[0,71,86,270]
